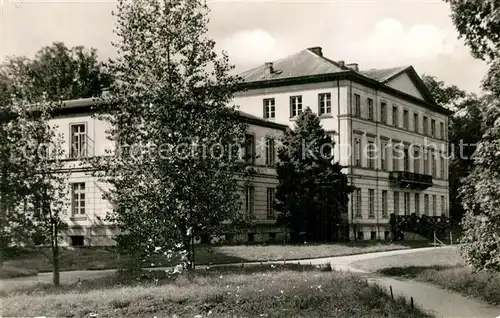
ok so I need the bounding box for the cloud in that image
[349,18,459,65]
[217,29,289,69]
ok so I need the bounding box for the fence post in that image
[411,297,414,309]
[433,230,436,248]
[450,231,453,246]
[390,286,394,300]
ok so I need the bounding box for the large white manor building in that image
[47,46,450,245]
[232,47,451,241]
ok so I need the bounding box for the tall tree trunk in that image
[52,219,60,286]
[191,232,195,271]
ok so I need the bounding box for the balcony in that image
[389,171,433,190]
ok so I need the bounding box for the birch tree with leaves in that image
[95,0,252,273]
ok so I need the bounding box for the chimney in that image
[265,62,274,75]
[346,63,359,72]
[338,60,345,68]
[308,46,323,56]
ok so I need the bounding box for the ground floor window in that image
[370,231,377,240]
[70,235,84,246]
[248,233,255,242]
[357,231,363,240]
[384,231,390,240]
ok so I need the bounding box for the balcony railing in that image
[389,171,433,189]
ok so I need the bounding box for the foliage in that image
[421,74,466,109]
[1,95,70,285]
[94,0,251,273]
[275,108,352,243]
[0,42,112,105]
[445,0,500,271]
[389,213,453,241]
[445,0,500,61]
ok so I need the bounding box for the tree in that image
[2,97,69,285]
[421,74,466,110]
[445,0,500,61]
[275,108,352,243]
[95,0,251,273]
[445,0,500,270]
[0,42,113,105]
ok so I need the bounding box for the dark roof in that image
[360,66,410,83]
[237,47,452,116]
[237,110,288,130]
[239,48,345,82]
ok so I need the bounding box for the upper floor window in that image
[382,190,388,217]
[392,105,398,127]
[413,147,420,174]
[367,140,376,169]
[440,154,445,179]
[265,137,276,166]
[414,113,419,133]
[354,137,362,167]
[423,116,428,135]
[380,102,387,124]
[353,94,361,117]
[403,110,409,130]
[355,188,362,217]
[318,93,331,115]
[368,189,375,217]
[431,119,436,137]
[245,134,255,164]
[289,95,302,118]
[367,98,374,120]
[403,148,409,172]
[71,183,86,216]
[70,124,87,159]
[263,98,275,119]
[381,142,388,170]
[440,122,445,140]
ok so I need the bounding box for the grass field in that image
[379,265,500,305]
[350,247,464,272]
[1,264,431,317]
[2,241,428,274]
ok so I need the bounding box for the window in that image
[440,122,445,140]
[424,149,429,175]
[354,137,362,167]
[413,147,420,174]
[384,231,390,240]
[392,105,398,126]
[267,188,275,218]
[263,98,275,119]
[367,140,376,169]
[355,189,362,217]
[357,231,364,240]
[393,147,400,171]
[367,98,374,120]
[380,102,387,124]
[414,113,419,132]
[382,190,388,217]
[371,231,377,240]
[423,116,428,135]
[353,94,361,117]
[403,110,409,130]
[394,191,400,215]
[369,189,375,218]
[403,148,409,172]
[440,154,445,179]
[248,233,255,242]
[245,186,255,216]
[70,124,87,159]
[431,119,436,137]
[318,93,331,115]
[432,151,437,177]
[70,236,84,247]
[245,134,255,164]
[71,183,85,215]
[265,137,275,166]
[432,195,437,216]
[441,195,446,216]
[381,143,387,170]
[290,95,302,117]
[424,194,429,215]
[268,232,276,241]
[415,193,420,215]
[404,192,410,215]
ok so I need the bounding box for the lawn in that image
[2,241,427,273]
[1,264,432,317]
[379,265,500,305]
[350,247,464,272]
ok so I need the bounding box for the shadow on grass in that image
[1,263,330,296]
[379,265,454,279]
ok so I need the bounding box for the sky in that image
[0,0,488,93]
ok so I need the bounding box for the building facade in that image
[232,46,451,240]
[48,100,286,246]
